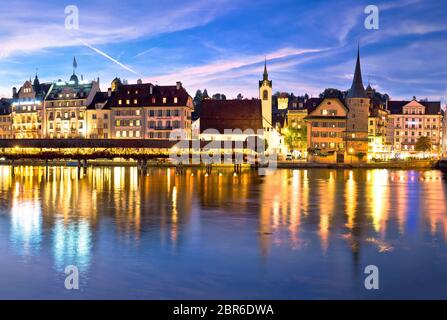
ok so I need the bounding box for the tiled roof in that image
[46,79,95,101]
[388,100,442,115]
[200,99,263,133]
[106,83,192,108]
[87,92,111,110]
[304,98,324,114]
[0,98,12,115]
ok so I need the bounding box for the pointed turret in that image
[263,57,268,81]
[347,45,366,99]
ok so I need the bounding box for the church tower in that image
[259,58,272,130]
[345,45,370,162]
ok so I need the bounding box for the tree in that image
[202,89,209,99]
[415,136,432,156]
[319,88,346,100]
[237,93,243,100]
[284,126,307,151]
[192,89,203,120]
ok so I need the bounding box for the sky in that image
[0,0,446,104]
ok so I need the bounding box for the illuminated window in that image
[126,100,130,105]
[174,97,178,103]
[136,110,140,116]
[134,99,138,104]
[136,131,140,138]
[129,130,134,138]
[116,131,121,138]
[163,97,167,104]
[122,131,127,138]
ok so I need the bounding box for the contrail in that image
[78,38,140,76]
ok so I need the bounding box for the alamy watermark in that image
[364,5,379,30]
[364,265,379,290]
[64,265,80,290]
[169,128,277,175]
[65,5,80,30]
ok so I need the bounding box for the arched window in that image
[263,90,268,100]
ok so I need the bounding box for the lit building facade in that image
[44,73,100,139]
[305,97,348,159]
[86,92,112,139]
[388,98,443,158]
[107,79,193,139]
[11,76,52,139]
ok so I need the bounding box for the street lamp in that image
[349,148,354,164]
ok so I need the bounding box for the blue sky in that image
[0,0,446,103]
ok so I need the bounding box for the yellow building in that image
[11,76,52,139]
[86,92,112,139]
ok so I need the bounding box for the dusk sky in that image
[0,0,446,103]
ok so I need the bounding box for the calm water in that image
[0,166,446,299]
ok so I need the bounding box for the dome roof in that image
[70,74,79,84]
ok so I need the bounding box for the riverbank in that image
[0,159,442,170]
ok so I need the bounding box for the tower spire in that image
[263,56,268,81]
[347,43,366,98]
[73,56,78,75]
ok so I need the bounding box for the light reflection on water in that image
[0,166,446,299]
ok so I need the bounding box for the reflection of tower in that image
[259,58,272,130]
[345,45,370,161]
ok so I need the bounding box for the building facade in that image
[305,97,348,161]
[107,79,194,139]
[44,72,100,139]
[388,98,443,158]
[0,99,12,139]
[11,75,52,139]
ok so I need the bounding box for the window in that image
[163,97,167,104]
[92,114,97,120]
[166,110,171,117]
[136,131,140,138]
[263,90,268,100]
[174,110,179,116]
[118,100,122,105]
[174,97,178,104]
[321,109,328,116]
[158,110,163,117]
[126,100,130,105]
[134,99,138,104]
[116,131,121,138]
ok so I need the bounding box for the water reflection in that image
[0,165,447,298]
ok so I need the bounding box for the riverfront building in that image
[11,75,52,139]
[387,98,443,158]
[106,79,194,139]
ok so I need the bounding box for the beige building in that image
[388,98,443,158]
[86,92,112,139]
[44,73,100,139]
